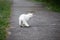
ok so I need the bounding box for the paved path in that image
[7,0,60,40]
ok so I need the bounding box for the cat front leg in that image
[23,20,29,27]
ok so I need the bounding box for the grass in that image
[31,0,60,12]
[0,0,11,40]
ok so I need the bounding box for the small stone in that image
[52,24,56,25]
[7,32,11,35]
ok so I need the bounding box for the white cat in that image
[19,13,33,27]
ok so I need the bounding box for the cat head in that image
[27,13,33,17]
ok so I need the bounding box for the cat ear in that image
[27,10,35,13]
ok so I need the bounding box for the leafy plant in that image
[33,0,60,12]
[0,0,11,40]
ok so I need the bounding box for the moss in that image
[0,0,11,40]
[32,0,60,12]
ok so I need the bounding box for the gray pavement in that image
[7,0,60,40]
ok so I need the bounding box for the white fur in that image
[19,13,33,27]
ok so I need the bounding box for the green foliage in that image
[33,0,60,12]
[0,0,11,40]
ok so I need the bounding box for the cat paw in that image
[19,25,31,28]
[24,26,31,28]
